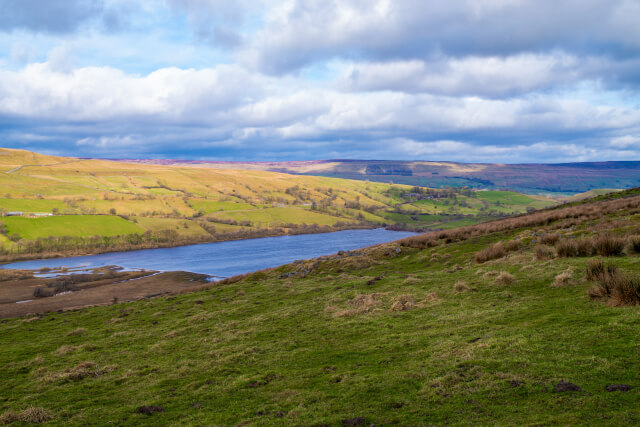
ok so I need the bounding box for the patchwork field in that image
[0,148,573,258]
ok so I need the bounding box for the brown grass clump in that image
[576,237,594,257]
[552,268,575,287]
[391,295,416,311]
[0,269,34,281]
[535,245,555,260]
[45,362,117,383]
[403,276,421,285]
[587,262,640,306]
[0,407,54,424]
[592,234,625,256]
[453,281,470,292]
[475,242,505,263]
[495,272,515,286]
[504,240,520,252]
[627,235,640,254]
[556,239,578,257]
[66,327,87,337]
[540,233,560,245]
[54,345,81,356]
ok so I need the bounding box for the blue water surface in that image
[1,229,417,278]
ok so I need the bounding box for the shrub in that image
[593,234,625,257]
[535,245,555,260]
[495,271,515,285]
[475,242,505,263]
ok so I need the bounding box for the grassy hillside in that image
[0,148,557,257]
[1,191,640,424]
[116,158,640,195]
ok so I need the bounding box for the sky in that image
[0,0,640,163]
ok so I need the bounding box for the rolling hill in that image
[110,158,640,195]
[0,148,557,259]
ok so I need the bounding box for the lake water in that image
[1,229,417,278]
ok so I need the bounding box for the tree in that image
[109,208,117,215]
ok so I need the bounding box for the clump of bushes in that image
[556,234,625,258]
[587,259,640,306]
[592,234,625,256]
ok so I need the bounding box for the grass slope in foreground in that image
[1,190,640,424]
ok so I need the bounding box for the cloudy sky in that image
[1,0,639,162]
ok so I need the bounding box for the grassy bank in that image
[1,190,639,424]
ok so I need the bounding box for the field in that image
[209,206,357,227]
[2,216,143,240]
[0,148,562,257]
[1,190,640,424]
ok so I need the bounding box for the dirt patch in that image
[606,384,633,392]
[135,406,164,415]
[341,417,366,426]
[553,381,581,392]
[0,270,209,318]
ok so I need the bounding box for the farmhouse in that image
[4,211,23,216]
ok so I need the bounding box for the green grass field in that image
[190,200,255,214]
[2,215,144,239]
[209,206,356,226]
[132,217,210,238]
[2,192,640,424]
[0,198,67,213]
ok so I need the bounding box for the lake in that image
[1,229,417,278]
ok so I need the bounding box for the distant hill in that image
[107,158,640,195]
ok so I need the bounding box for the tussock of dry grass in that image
[66,327,87,337]
[403,276,421,285]
[475,242,506,263]
[552,268,574,287]
[453,281,470,292]
[495,272,515,286]
[535,245,555,260]
[0,407,53,424]
[628,235,640,254]
[587,261,640,306]
[391,295,416,311]
[44,362,117,383]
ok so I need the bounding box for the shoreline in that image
[0,224,393,266]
